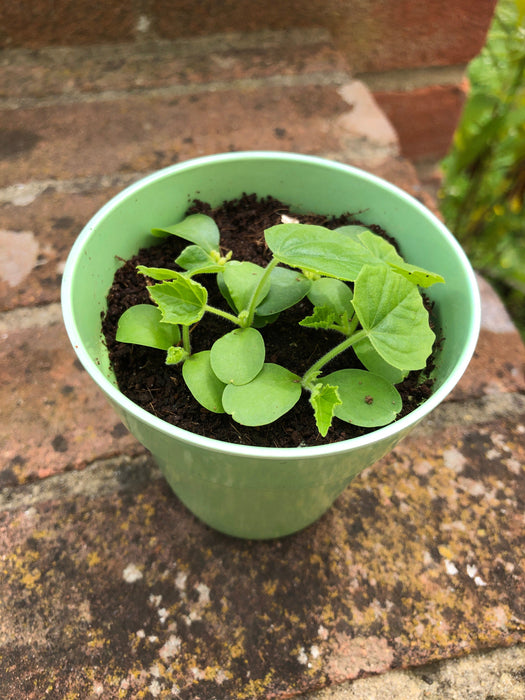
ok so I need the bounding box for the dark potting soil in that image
[102,193,437,448]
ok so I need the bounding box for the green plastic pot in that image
[61,152,480,539]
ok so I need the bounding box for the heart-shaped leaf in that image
[151,214,220,253]
[352,264,435,370]
[222,363,302,426]
[210,327,265,385]
[223,261,271,313]
[353,336,408,384]
[182,351,226,413]
[116,304,180,350]
[321,369,402,427]
[255,266,311,316]
[307,277,353,315]
[148,273,207,326]
[309,382,341,437]
[175,245,224,276]
[265,223,374,280]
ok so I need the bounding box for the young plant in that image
[116,212,444,437]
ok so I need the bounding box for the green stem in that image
[244,257,279,327]
[302,329,367,387]
[182,325,191,355]
[204,304,242,326]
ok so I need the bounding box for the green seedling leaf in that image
[151,214,220,253]
[357,230,444,287]
[175,245,224,276]
[321,369,402,428]
[307,277,353,315]
[137,265,178,281]
[353,336,408,384]
[148,273,207,325]
[182,351,226,413]
[335,224,371,238]
[265,223,375,280]
[166,345,188,365]
[255,266,311,316]
[252,311,281,328]
[309,382,341,437]
[216,273,236,313]
[353,264,435,370]
[223,261,271,313]
[222,363,301,426]
[116,304,181,350]
[299,305,337,330]
[210,327,265,385]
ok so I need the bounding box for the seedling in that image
[116,213,444,436]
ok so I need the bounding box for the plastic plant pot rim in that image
[61,150,481,462]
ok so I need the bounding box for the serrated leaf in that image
[210,328,265,385]
[309,383,341,437]
[148,273,207,325]
[307,277,353,315]
[352,264,435,370]
[151,214,220,253]
[182,351,226,413]
[223,261,271,313]
[222,363,302,426]
[255,266,311,316]
[165,345,188,365]
[321,369,402,427]
[116,304,180,350]
[265,223,375,280]
[137,265,178,281]
[299,305,337,330]
[175,245,223,275]
[387,261,445,288]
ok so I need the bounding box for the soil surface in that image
[102,194,436,447]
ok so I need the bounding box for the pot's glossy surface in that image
[61,152,480,538]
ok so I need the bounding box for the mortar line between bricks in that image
[0,71,350,111]
[0,454,161,513]
[1,393,524,513]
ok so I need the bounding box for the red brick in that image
[0,322,144,486]
[0,0,136,49]
[374,83,468,160]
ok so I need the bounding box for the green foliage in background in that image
[440,0,525,335]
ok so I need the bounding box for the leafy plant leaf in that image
[309,382,341,437]
[352,264,435,370]
[137,265,178,281]
[210,327,265,385]
[151,214,220,253]
[321,369,402,427]
[299,305,337,330]
[223,261,271,313]
[148,273,208,326]
[222,363,302,426]
[165,345,188,365]
[265,223,375,280]
[255,266,311,316]
[175,245,224,276]
[353,336,408,384]
[182,351,226,413]
[116,304,181,350]
[307,276,353,315]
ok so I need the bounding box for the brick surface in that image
[374,83,468,161]
[0,321,144,487]
[0,393,524,698]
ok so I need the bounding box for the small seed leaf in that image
[148,273,207,326]
[151,214,220,252]
[309,382,342,437]
[182,351,226,413]
[210,327,265,385]
[222,363,302,426]
[223,261,271,313]
[307,276,353,315]
[175,245,224,276]
[116,304,180,350]
[255,266,311,316]
[321,369,402,427]
[353,336,408,384]
[265,223,375,280]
